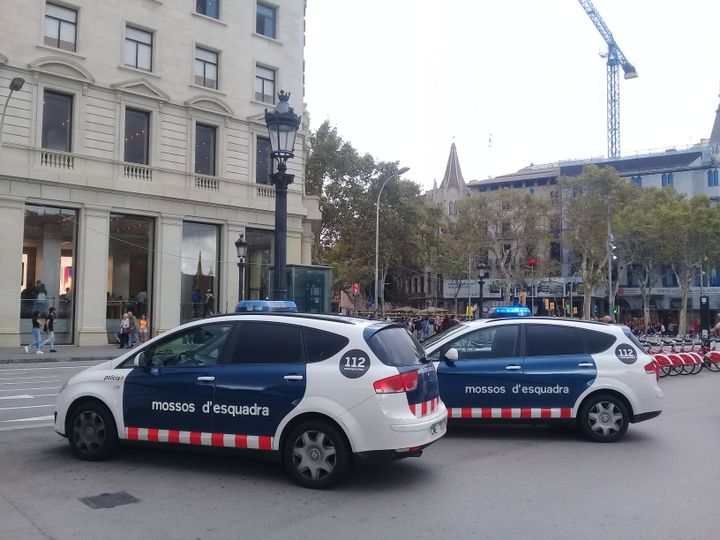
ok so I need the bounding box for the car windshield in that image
[421,322,468,350]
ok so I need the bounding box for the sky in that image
[304,0,720,191]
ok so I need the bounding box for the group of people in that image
[24,308,57,355]
[117,310,150,348]
[391,314,461,340]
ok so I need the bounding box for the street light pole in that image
[477,263,489,318]
[374,166,410,319]
[264,91,301,301]
[235,233,248,306]
[0,77,25,161]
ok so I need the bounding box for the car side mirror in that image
[444,348,459,362]
[133,352,147,368]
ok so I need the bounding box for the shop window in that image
[181,222,220,323]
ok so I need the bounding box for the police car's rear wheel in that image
[579,394,629,443]
[68,402,118,461]
[284,421,349,489]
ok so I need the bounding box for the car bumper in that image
[632,410,662,423]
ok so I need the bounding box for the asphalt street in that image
[0,368,718,540]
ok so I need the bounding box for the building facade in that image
[0,0,321,347]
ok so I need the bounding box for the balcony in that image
[40,149,75,170]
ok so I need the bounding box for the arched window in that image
[709,169,720,187]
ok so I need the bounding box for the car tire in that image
[578,394,629,443]
[68,401,119,461]
[283,420,350,489]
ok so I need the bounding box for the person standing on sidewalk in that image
[118,312,130,349]
[25,311,44,354]
[138,314,149,343]
[127,310,139,348]
[40,307,57,352]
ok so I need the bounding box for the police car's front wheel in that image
[68,401,119,461]
[578,394,629,443]
[283,421,350,489]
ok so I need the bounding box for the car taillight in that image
[373,370,419,394]
[644,361,659,380]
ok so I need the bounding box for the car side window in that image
[304,327,349,363]
[446,325,519,360]
[230,322,304,364]
[578,328,617,354]
[526,325,584,356]
[122,323,234,368]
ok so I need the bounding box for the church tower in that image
[428,142,470,219]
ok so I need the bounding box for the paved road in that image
[0,362,100,431]
[1,370,718,540]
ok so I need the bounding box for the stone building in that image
[0,0,323,347]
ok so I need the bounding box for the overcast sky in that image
[304,0,720,191]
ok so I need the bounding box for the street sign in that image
[352,282,360,297]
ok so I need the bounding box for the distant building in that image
[426,142,469,219]
[0,1,322,346]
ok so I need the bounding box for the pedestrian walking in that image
[40,307,57,352]
[127,310,139,347]
[204,289,215,317]
[24,311,44,354]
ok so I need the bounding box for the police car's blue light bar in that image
[487,306,532,318]
[235,300,298,313]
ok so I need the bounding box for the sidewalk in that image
[0,344,128,364]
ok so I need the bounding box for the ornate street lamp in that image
[234,233,248,304]
[265,91,301,300]
[0,77,25,160]
[477,263,490,318]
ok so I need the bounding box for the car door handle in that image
[578,362,594,368]
[283,375,304,381]
[505,365,521,371]
[196,376,215,382]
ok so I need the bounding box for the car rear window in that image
[578,328,617,354]
[622,327,645,350]
[365,325,425,366]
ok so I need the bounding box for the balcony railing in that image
[40,149,74,170]
[257,184,275,199]
[193,175,220,191]
[123,163,153,181]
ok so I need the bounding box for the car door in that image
[521,324,598,415]
[210,320,307,449]
[433,324,522,415]
[122,322,235,435]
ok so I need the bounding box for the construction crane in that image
[577,0,638,158]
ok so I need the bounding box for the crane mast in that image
[577,0,637,158]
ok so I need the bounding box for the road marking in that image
[0,363,104,371]
[0,380,61,386]
[0,404,53,411]
[0,423,54,432]
[3,415,54,423]
[32,393,58,398]
[0,394,33,400]
[0,377,66,382]
[0,386,60,392]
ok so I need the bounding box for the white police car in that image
[422,317,662,442]
[54,313,447,488]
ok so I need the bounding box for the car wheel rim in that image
[72,410,106,455]
[291,430,337,481]
[587,401,624,438]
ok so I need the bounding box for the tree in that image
[457,189,550,301]
[561,165,631,319]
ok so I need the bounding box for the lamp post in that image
[264,91,301,301]
[0,77,25,160]
[374,166,410,319]
[477,263,490,318]
[527,257,537,315]
[234,233,248,305]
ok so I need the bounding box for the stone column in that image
[0,196,25,347]
[76,206,111,345]
[154,215,183,334]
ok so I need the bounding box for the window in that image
[124,108,150,164]
[446,326,519,360]
[578,329,616,354]
[255,65,275,103]
[196,0,219,19]
[195,124,216,176]
[526,324,584,356]
[631,175,642,186]
[194,47,218,89]
[448,201,456,215]
[304,328,349,363]
[661,173,673,187]
[366,326,425,366]
[122,323,233,368]
[42,90,73,152]
[708,169,719,187]
[124,26,152,71]
[44,3,77,51]
[232,322,304,364]
[256,136,273,184]
[256,2,277,38]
